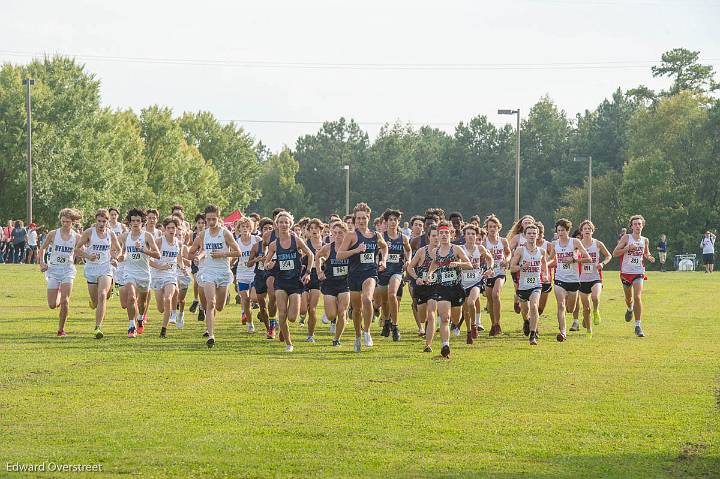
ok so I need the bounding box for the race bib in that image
[462,270,479,282]
[422,272,437,283]
[630,257,640,264]
[360,252,375,264]
[561,262,571,270]
[387,253,400,263]
[583,264,593,273]
[522,275,537,287]
[279,260,294,271]
[333,266,348,277]
[131,252,142,261]
[51,256,68,266]
[256,261,265,271]
[441,270,457,283]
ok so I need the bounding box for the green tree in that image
[254,148,317,218]
[652,48,719,95]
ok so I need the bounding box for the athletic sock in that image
[635,320,641,327]
[442,340,449,347]
[128,320,135,329]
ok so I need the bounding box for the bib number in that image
[387,253,400,263]
[280,260,294,271]
[561,263,571,270]
[53,256,67,265]
[522,276,537,287]
[422,272,437,283]
[441,270,457,283]
[462,270,478,282]
[583,264,593,273]
[360,252,375,264]
[257,261,265,271]
[131,253,141,261]
[630,257,640,264]
[333,266,348,277]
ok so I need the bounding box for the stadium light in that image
[343,165,350,216]
[23,79,35,225]
[574,155,593,221]
[498,108,520,221]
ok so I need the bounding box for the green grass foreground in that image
[0,265,719,478]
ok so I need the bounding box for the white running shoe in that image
[354,337,362,353]
[169,311,177,324]
[176,312,185,329]
[321,313,330,324]
[306,335,315,343]
[329,322,336,334]
[451,326,461,337]
[247,323,255,333]
[285,344,294,353]
[363,331,373,347]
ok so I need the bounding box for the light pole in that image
[23,78,35,225]
[498,109,520,221]
[343,165,350,216]
[574,155,592,221]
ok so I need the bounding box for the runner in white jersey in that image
[509,223,547,346]
[535,222,554,317]
[39,208,82,337]
[151,216,184,338]
[172,218,192,328]
[507,215,536,316]
[74,209,122,339]
[460,224,494,345]
[577,220,612,335]
[548,219,590,341]
[233,217,260,333]
[118,208,161,338]
[613,214,655,337]
[483,214,511,337]
[108,207,127,289]
[188,204,241,348]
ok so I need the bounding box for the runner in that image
[247,217,275,338]
[549,219,591,341]
[74,209,122,338]
[377,209,411,342]
[188,213,206,321]
[172,217,192,329]
[613,215,655,337]
[150,216,184,338]
[315,221,351,346]
[425,220,473,358]
[536,222,554,316]
[188,205,241,348]
[118,208,161,338]
[108,207,127,292]
[483,214,511,337]
[459,224,494,345]
[507,215,536,315]
[234,217,260,333]
[509,223,548,345]
[300,218,324,342]
[38,208,82,337]
[336,203,388,353]
[263,211,314,352]
[407,225,439,351]
[578,220,612,334]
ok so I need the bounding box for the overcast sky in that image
[3,0,719,150]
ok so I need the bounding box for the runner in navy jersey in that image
[263,211,314,353]
[300,218,324,342]
[336,203,388,353]
[188,214,206,320]
[247,218,275,338]
[315,221,351,346]
[376,209,412,342]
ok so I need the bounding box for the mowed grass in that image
[0,265,719,478]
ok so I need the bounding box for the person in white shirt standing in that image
[700,231,716,274]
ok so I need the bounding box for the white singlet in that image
[621,235,646,274]
[553,238,580,283]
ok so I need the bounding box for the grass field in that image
[1,265,719,478]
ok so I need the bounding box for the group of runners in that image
[38,203,656,357]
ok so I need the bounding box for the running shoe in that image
[299,316,305,326]
[354,337,362,353]
[570,320,580,332]
[529,331,538,345]
[625,308,633,322]
[441,344,451,358]
[57,330,66,337]
[477,323,485,332]
[586,330,592,338]
[94,327,103,339]
[235,294,241,304]
[451,326,461,337]
[202,330,209,338]
[593,310,601,325]
[89,300,96,310]
[418,328,426,337]
[241,312,248,325]
[391,325,400,342]
[381,320,391,337]
[285,344,294,353]
[198,308,205,322]
[329,321,336,335]
[206,337,215,348]
[513,301,521,314]
[523,320,530,337]
[471,325,478,339]
[306,335,315,343]
[160,327,167,339]
[128,327,137,338]
[169,311,176,324]
[176,313,185,329]
[248,323,255,333]
[556,333,566,342]
[423,346,433,353]
[189,300,199,313]
[363,331,373,347]
[267,326,276,340]
[466,332,473,345]
[321,314,330,325]
[252,302,259,310]
[137,322,144,335]
[489,324,498,337]
[634,325,645,337]
[332,339,341,347]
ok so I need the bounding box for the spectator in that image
[26,223,38,264]
[0,223,5,263]
[3,220,13,263]
[400,221,412,237]
[656,234,668,272]
[617,228,627,241]
[11,220,27,264]
[701,231,716,274]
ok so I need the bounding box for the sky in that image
[2,0,719,150]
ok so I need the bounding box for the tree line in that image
[0,48,717,261]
